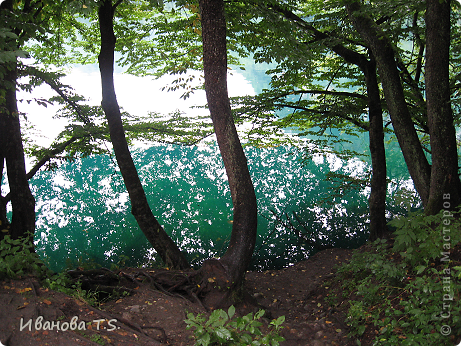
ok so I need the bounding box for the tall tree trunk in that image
[425,0,461,214]
[0,0,35,242]
[311,36,389,241]
[311,33,389,240]
[0,65,36,241]
[270,7,389,239]
[198,0,258,309]
[0,108,8,241]
[364,55,388,240]
[346,1,432,207]
[97,0,189,269]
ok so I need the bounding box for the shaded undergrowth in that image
[325,209,461,345]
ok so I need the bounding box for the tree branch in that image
[25,65,91,125]
[273,104,370,131]
[269,89,367,102]
[267,3,369,69]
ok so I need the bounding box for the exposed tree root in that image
[64,264,257,313]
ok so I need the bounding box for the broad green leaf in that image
[228,305,235,319]
[214,326,232,340]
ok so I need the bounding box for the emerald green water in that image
[29,143,411,272]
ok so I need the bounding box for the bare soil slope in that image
[0,248,353,346]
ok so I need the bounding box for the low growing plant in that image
[0,233,101,306]
[332,208,461,345]
[185,305,285,346]
[0,233,49,279]
[43,271,105,307]
[390,209,461,267]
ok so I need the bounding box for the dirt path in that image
[0,248,354,346]
[245,248,353,346]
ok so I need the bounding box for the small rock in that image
[129,305,140,313]
[315,330,324,338]
[121,312,132,321]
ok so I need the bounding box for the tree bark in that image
[0,97,8,239]
[346,1,432,207]
[97,0,189,269]
[0,65,36,241]
[425,0,461,214]
[0,0,35,242]
[363,55,388,240]
[199,0,258,309]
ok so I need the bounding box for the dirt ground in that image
[0,248,361,346]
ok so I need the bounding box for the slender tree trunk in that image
[346,1,432,207]
[199,0,258,309]
[97,0,189,269]
[0,64,36,241]
[0,104,7,240]
[0,0,35,242]
[315,35,389,240]
[273,8,390,239]
[425,0,461,214]
[364,55,388,240]
[0,123,10,243]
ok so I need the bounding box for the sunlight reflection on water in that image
[26,144,383,272]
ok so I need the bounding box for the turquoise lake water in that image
[29,142,414,272]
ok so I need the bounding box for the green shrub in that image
[0,233,48,279]
[390,209,461,267]
[334,209,461,345]
[185,305,285,346]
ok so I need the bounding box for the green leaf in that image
[240,333,252,343]
[228,305,235,319]
[254,309,265,320]
[275,315,285,326]
[197,332,211,346]
[415,265,426,274]
[215,326,232,340]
